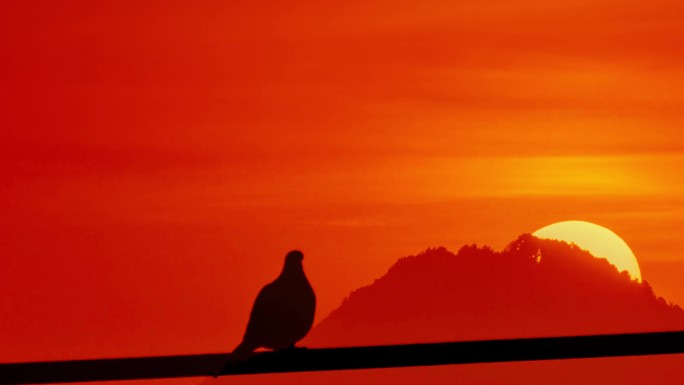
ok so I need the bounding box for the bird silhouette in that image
[231,250,316,361]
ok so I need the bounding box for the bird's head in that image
[285,250,304,266]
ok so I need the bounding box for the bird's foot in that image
[278,345,309,353]
[274,345,309,358]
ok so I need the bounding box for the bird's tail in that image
[231,340,257,362]
[213,340,257,378]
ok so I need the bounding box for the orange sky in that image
[1,0,684,381]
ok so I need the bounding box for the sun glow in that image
[533,221,642,282]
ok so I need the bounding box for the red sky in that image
[1,0,684,383]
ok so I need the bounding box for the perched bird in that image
[232,250,316,361]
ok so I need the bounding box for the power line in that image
[2,331,683,384]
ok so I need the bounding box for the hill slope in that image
[306,234,684,347]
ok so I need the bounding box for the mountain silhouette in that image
[306,234,684,347]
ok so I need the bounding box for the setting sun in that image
[533,221,642,282]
